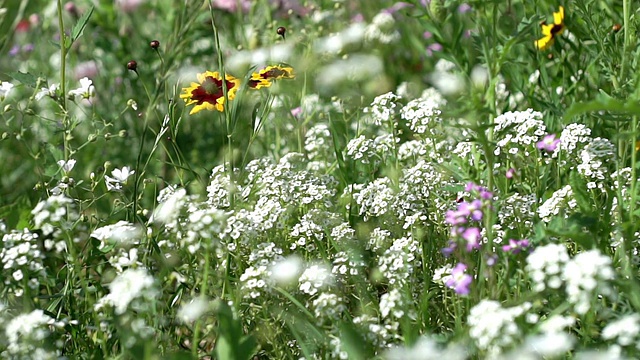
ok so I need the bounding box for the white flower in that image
[269,255,303,286]
[68,77,95,99]
[602,314,640,346]
[105,166,135,191]
[177,297,210,323]
[150,188,187,226]
[298,264,333,296]
[94,268,156,315]
[384,336,466,360]
[57,159,76,173]
[0,81,14,101]
[524,332,575,357]
[90,221,142,248]
[35,83,59,101]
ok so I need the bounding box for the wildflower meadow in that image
[1,0,640,358]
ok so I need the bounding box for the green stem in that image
[192,250,211,357]
[56,0,69,161]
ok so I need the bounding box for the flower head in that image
[445,263,472,295]
[535,6,565,51]
[249,65,295,89]
[537,133,561,152]
[68,77,95,99]
[180,71,240,114]
[0,81,15,101]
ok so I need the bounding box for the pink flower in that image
[446,263,472,295]
[537,134,560,152]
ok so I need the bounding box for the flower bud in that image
[150,40,160,49]
[277,26,286,40]
[127,60,138,72]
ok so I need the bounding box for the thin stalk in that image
[56,0,68,161]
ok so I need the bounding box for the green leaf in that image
[569,171,591,213]
[338,321,375,360]
[71,6,94,44]
[7,71,39,88]
[565,91,640,120]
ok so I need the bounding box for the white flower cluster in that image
[553,123,592,160]
[602,314,640,348]
[353,177,395,220]
[364,92,402,126]
[312,293,346,323]
[240,242,284,299]
[537,185,577,223]
[2,309,62,359]
[298,263,333,296]
[95,268,158,315]
[493,109,546,157]
[304,123,334,163]
[576,137,616,189]
[526,243,570,292]
[400,97,444,137]
[0,229,46,296]
[379,288,407,319]
[563,249,615,314]
[494,192,536,243]
[31,194,77,238]
[468,300,532,357]
[384,336,466,360]
[378,236,419,286]
[91,221,144,272]
[365,12,400,44]
[345,135,377,164]
[290,210,339,251]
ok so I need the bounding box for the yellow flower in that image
[180,71,240,114]
[248,65,295,89]
[535,6,565,51]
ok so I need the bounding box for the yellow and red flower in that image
[180,71,240,114]
[248,65,295,89]
[535,6,565,51]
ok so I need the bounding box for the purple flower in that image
[502,239,531,254]
[426,43,442,56]
[461,227,481,251]
[9,45,20,56]
[445,209,468,226]
[291,106,303,118]
[384,2,413,14]
[446,263,472,295]
[441,240,457,257]
[459,199,483,221]
[537,134,560,152]
[423,31,433,39]
[458,4,472,13]
[506,168,516,179]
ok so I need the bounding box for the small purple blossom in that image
[506,168,516,179]
[537,134,560,152]
[445,209,468,226]
[502,239,531,254]
[461,227,481,251]
[384,2,413,14]
[459,199,483,221]
[446,263,472,295]
[442,240,457,257]
[458,4,472,13]
[426,43,442,56]
[291,106,302,118]
[423,31,433,39]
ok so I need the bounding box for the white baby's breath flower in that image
[68,77,95,99]
[105,166,135,191]
[94,268,157,315]
[90,221,142,248]
[57,159,76,173]
[0,81,14,101]
[35,83,59,101]
[269,255,303,286]
[177,297,210,323]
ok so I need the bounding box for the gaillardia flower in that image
[535,6,565,51]
[249,65,295,89]
[181,71,240,114]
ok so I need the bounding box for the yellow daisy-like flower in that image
[180,71,240,114]
[248,65,295,89]
[535,6,565,51]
